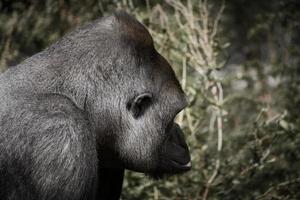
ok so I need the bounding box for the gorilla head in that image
[77,12,192,176]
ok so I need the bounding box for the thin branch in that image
[177,57,187,126]
[203,82,224,200]
[211,0,226,41]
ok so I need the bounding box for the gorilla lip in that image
[164,124,191,168]
[170,160,192,171]
[169,145,191,171]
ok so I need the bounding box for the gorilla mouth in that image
[170,159,192,171]
[163,123,192,173]
[167,141,192,172]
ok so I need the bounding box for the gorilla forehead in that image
[46,11,181,95]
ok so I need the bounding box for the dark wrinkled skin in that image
[0,11,191,200]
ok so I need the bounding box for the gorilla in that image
[0,11,191,200]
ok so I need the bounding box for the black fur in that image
[0,11,191,200]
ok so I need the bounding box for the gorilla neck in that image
[11,53,94,111]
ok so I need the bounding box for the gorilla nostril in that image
[172,124,189,148]
[172,140,188,152]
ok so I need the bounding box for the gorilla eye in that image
[127,92,152,118]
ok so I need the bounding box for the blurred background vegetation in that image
[1,0,300,199]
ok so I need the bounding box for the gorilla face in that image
[117,52,191,176]
[86,12,191,176]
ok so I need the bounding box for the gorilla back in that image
[0,11,191,200]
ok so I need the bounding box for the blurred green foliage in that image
[1,0,300,199]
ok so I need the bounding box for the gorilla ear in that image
[127,93,152,118]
